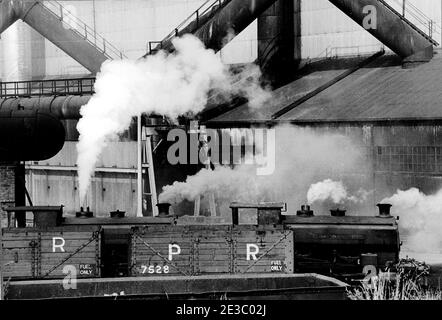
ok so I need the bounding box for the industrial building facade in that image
[1,0,442,218]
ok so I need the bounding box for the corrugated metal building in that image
[206,50,442,205]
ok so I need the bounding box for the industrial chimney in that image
[377,203,392,218]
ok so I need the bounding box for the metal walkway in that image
[144,0,231,56]
[382,0,439,46]
[0,0,126,74]
[0,78,95,98]
[41,1,126,60]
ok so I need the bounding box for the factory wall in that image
[186,123,442,217]
[19,121,442,218]
[296,123,442,203]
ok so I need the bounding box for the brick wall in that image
[0,165,15,228]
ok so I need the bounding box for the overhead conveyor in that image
[329,0,438,63]
[143,0,279,56]
[0,0,125,74]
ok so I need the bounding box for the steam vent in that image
[1,0,442,303]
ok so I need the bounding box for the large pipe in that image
[257,0,297,87]
[150,0,278,55]
[329,0,434,62]
[0,110,65,161]
[0,95,90,119]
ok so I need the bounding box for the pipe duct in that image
[329,0,435,62]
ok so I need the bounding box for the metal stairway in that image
[329,0,438,61]
[144,0,232,57]
[380,0,439,46]
[0,0,126,74]
[40,1,126,61]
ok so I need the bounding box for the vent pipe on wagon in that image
[377,203,392,218]
[296,205,314,217]
[329,0,435,64]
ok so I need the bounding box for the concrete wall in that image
[298,123,442,202]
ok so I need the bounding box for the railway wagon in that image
[283,205,400,280]
[129,224,294,276]
[1,225,101,280]
[1,202,400,284]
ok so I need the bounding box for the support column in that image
[14,162,26,227]
[257,0,300,88]
[137,115,142,217]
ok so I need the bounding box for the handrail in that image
[146,0,231,55]
[40,1,126,60]
[379,0,439,46]
[0,77,95,98]
[392,0,441,37]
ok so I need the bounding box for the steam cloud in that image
[382,188,442,253]
[159,125,372,216]
[307,179,371,205]
[307,180,348,204]
[76,35,270,202]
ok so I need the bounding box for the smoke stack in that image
[377,203,392,218]
[297,205,314,217]
[156,203,171,217]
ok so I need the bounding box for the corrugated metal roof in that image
[207,50,442,124]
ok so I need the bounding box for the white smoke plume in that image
[307,179,372,205]
[307,179,348,204]
[382,188,442,253]
[76,35,270,202]
[159,125,372,215]
[159,165,273,205]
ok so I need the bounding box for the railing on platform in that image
[42,1,127,59]
[146,0,230,54]
[384,0,440,46]
[0,78,95,98]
